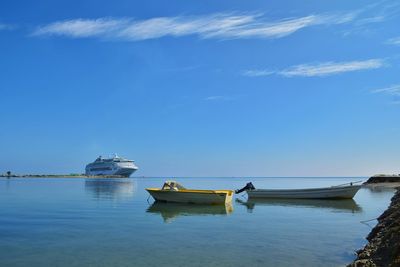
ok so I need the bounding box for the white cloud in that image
[117,14,257,40]
[33,18,128,37]
[242,69,274,77]
[385,37,400,46]
[371,84,400,105]
[244,59,385,78]
[371,84,400,96]
[355,15,386,25]
[32,11,359,41]
[280,59,385,77]
[339,1,400,37]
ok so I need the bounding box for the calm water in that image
[0,177,396,267]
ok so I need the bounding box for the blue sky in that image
[0,0,399,176]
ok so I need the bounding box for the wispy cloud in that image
[371,84,400,105]
[385,37,400,46]
[204,95,233,101]
[0,23,16,31]
[243,59,386,78]
[340,1,400,37]
[32,11,358,41]
[242,69,274,77]
[355,15,386,25]
[32,18,128,37]
[371,84,400,96]
[280,59,385,77]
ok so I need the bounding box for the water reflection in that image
[84,179,135,200]
[236,198,362,213]
[363,184,399,193]
[147,202,233,223]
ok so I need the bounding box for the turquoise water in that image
[0,177,395,267]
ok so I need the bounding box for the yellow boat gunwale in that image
[146,188,233,195]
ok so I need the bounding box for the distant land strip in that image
[0,174,127,178]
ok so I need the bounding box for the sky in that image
[0,0,399,177]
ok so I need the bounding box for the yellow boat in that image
[146,181,234,205]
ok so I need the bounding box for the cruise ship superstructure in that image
[85,155,138,177]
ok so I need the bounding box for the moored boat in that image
[146,181,234,205]
[236,182,361,199]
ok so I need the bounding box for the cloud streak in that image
[32,11,358,41]
[280,59,385,77]
[243,59,385,78]
[371,84,400,96]
[204,95,233,101]
[242,69,274,77]
[33,18,128,37]
[385,37,400,46]
[0,23,15,31]
[371,84,400,105]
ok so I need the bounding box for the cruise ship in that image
[85,155,138,177]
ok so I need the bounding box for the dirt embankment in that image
[348,189,400,267]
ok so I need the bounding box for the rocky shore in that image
[348,188,400,267]
[364,174,400,184]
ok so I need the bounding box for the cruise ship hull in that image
[86,168,137,177]
[114,168,137,177]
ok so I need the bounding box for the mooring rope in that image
[360,217,378,223]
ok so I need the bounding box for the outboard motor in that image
[235,182,255,194]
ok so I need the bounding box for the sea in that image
[0,177,396,267]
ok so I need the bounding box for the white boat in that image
[146,181,234,205]
[85,154,138,177]
[236,182,361,199]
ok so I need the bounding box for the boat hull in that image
[146,189,234,205]
[247,185,361,199]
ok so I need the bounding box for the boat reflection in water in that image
[363,184,399,193]
[236,198,362,214]
[84,179,135,200]
[147,202,233,223]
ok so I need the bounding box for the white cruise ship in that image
[85,154,138,177]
